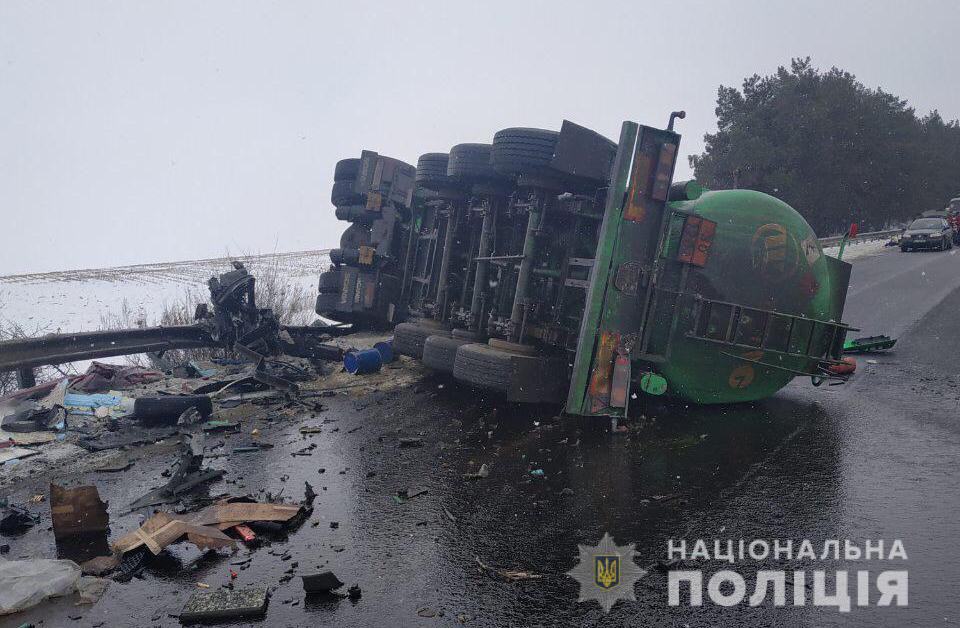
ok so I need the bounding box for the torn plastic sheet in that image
[0,557,82,615]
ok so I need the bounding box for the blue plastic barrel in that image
[344,348,383,374]
[374,341,394,363]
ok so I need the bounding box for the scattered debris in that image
[179,586,269,623]
[50,483,110,540]
[0,505,38,536]
[203,419,240,433]
[474,556,542,582]
[129,431,223,509]
[78,426,179,452]
[302,571,344,593]
[292,443,317,456]
[827,356,857,375]
[134,395,213,426]
[232,524,257,542]
[94,456,134,473]
[112,510,236,556]
[303,482,317,506]
[0,558,82,615]
[529,468,545,478]
[0,446,40,464]
[843,334,897,353]
[463,463,490,480]
[343,348,383,375]
[76,576,111,605]
[399,437,423,448]
[80,554,121,577]
[400,487,428,500]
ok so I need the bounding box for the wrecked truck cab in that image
[316,151,418,329]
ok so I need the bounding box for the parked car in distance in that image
[900,217,954,251]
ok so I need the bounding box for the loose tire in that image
[490,127,559,176]
[134,396,213,425]
[334,158,361,182]
[393,321,449,359]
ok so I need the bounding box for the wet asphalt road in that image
[2,245,960,627]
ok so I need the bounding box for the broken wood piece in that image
[112,511,236,556]
[50,483,109,539]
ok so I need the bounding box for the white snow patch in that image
[822,238,892,261]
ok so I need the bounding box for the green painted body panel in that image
[566,122,639,415]
[657,190,845,404]
[565,122,851,417]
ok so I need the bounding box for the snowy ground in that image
[821,237,893,261]
[0,249,330,349]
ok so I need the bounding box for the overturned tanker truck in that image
[319,114,853,419]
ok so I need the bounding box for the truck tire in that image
[393,321,450,359]
[134,396,213,425]
[415,153,452,190]
[447,143,502,183]
[339,224,370,249]
[422,334,474,373]
[334,158,361,182]
[490,127,559,176]
[318,269,341,293]
[331,180,363,207]
[452,342,567,403]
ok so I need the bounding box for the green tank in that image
[657,189,849,404]
[567,121,852,417]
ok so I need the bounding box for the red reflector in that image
[677,215,716,267]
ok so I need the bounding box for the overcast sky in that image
[1,0,958,275]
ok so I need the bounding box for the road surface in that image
[2,245,959,627]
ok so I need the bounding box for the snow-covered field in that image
[0,250,330,336]
[0,237,893,338]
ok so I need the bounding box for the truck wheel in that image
[452,341,567,403]
[331,180,363,207]
[422,334,475,373]
[415,153,452,190]
[134,396,213,425]
[339,224,370,249]
[334,158,361,182]
[447,143,503,183]
[393,321,449,359]
[318,269,342,293]
[490,127,559,176]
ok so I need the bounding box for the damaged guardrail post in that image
[16,367,36,389]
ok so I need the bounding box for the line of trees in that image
[690,58,960,236]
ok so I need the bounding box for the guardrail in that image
[817,229,901,248]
